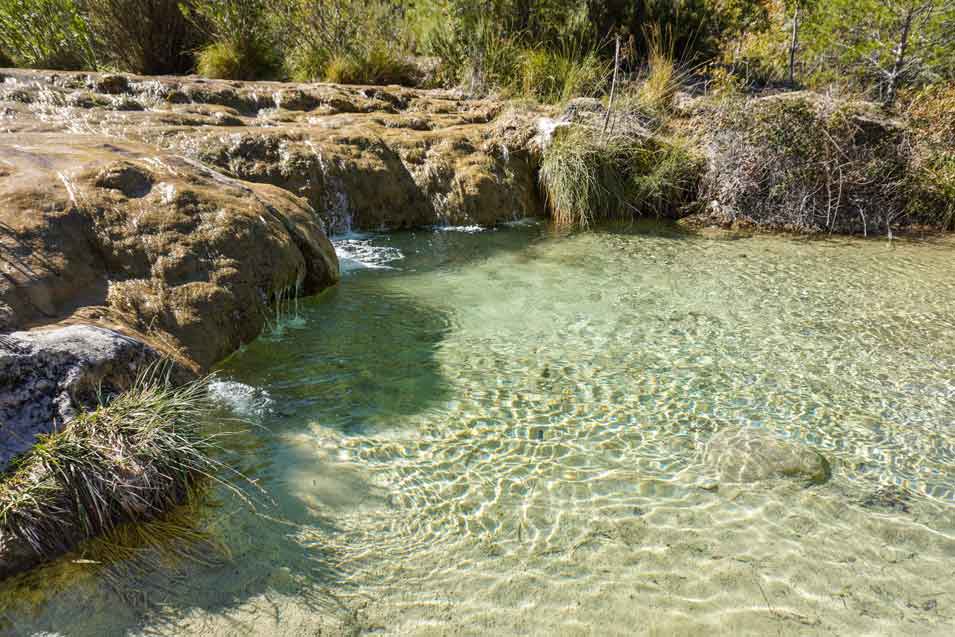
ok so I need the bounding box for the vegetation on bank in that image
[905,84,955,229]
[0,365,235,576]
[0,1,953,233]
[0,1,952,102]
[539,126,702,228]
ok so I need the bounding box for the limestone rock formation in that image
[0,134,339,370]
[0,69,544,234]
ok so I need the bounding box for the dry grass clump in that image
[0,363,238,577]
[701,92,909,234]
[538,125,702,228]
[631,26,684,116]
[905,85,955,230]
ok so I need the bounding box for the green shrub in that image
[519,46,609,104]
[0,0,93,69]
[0,48,12,67]
[186,0,279,80]
[322,46,418,86]
[84,0,202,74]
[539,125,702,228]
[281,0,411,84]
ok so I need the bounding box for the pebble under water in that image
[3,221,955,636]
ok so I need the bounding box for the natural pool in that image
[3,221,955,635]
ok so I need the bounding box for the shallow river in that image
[4,221,955,635]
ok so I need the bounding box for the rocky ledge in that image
[0,69,551,481]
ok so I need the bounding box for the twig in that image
[602,35,621,139]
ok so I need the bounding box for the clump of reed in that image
[538,125,702,228]
[518,44,609,104]
[0,362,241,577]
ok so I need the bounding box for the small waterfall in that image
[308,140,353,234]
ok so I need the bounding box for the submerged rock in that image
[0,326,158,472]
[704,427,832,485]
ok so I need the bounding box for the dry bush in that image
[700,92,910,234]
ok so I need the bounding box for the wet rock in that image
[0,134,340,370]
[94,74,129,95]
[704,427,832,485]
[95,162,154,197]
[0,68,545,232]
[0,326,158,471]
[560,97,604,122]
[860,484,912,513]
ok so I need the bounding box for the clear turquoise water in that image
[4,221,955,636]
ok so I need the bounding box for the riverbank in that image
[1,69,952,579]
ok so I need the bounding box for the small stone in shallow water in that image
[861,484,912,513]
[704,427,832,485]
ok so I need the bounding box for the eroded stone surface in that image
[0,135,339,369]
[0,69,546,233]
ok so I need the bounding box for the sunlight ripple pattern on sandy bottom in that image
[5,224,955,637]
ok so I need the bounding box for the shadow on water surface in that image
[0,230,475,635]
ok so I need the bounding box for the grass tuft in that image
[0,362,247,576]
[518,45,609,104]
[539,125,702,228]
[196,40,277,81]
[322,45,418,86]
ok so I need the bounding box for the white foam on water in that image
[430,224,488,234]
[208,380,273,419]
[501,217,542,227]
[333,234,404,272]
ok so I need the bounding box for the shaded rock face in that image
[0,69,544,234]
[0,326,158,472]
[704,427,832,485]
